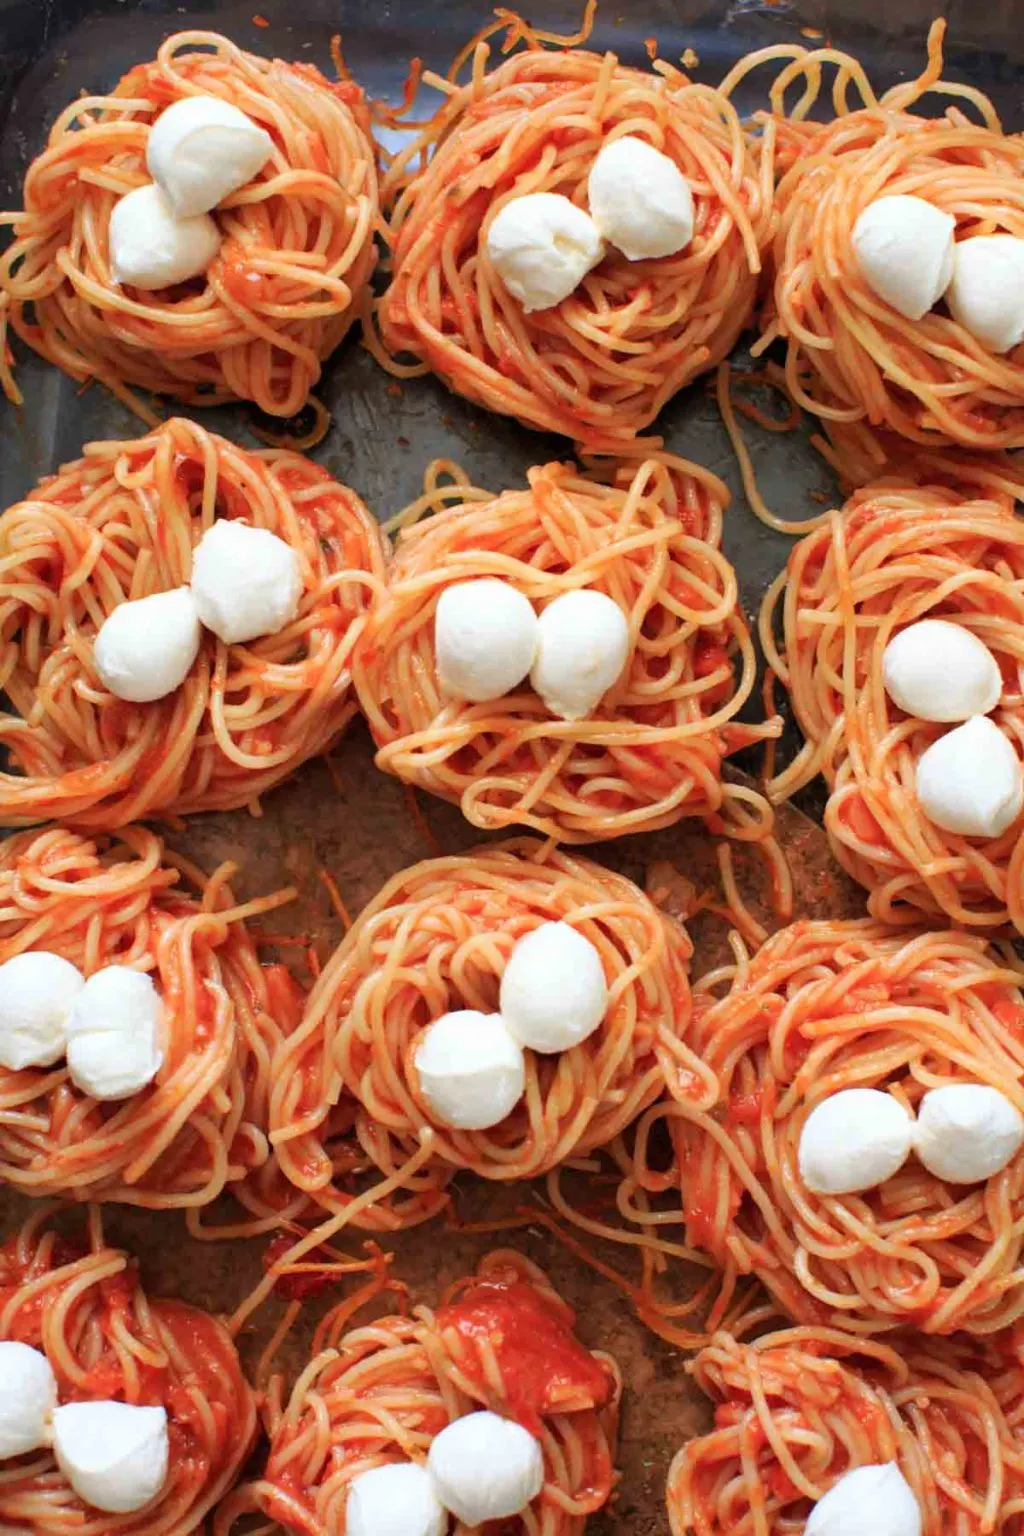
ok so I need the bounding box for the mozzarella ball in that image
[414,1010,525,1130]
[0,1341,57,1459]
[427,1412,544,1526]
[913,1083,1024,1183]
[852,196,955,321]
[946,235,1024,354]
[805,1463,921,1536]
[882,619,1002,723]
[52,1401,168,1514]
[499,921,608,1054]
[435,580,539,703]
[915,715,1024,839]
[147,95,274,219]
[346,1462,446,1536]
[531,589,630,721]
[587,135,694,260]
[65,967,163,1101]
[190,519,303,646]
[109,183,221,290]
[485,192,604,312]
[0,951,83,1071]
[93,586,201,704]
[798,1088,913,1196]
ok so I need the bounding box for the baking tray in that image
[0,2,1019,1531]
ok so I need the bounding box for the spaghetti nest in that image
[354,454,778,844]
[0,31,378,420]
[0,821,302,1207]
[668,1326,1024,1535]
[269,839,705,1212]
[0,1208,256,1536]
[217,1249,619,1536]
[739,21,1024,449]
[760,483,1024,931]
[639,918,1024,1335]
[374,9,775,448]
[0,416,387,829]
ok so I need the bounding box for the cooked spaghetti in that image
[0,821,301,1207]
[0,416,387,829]
[354,454,780,844]
[372,6,775,448]
[760,483,1024,931]
[0,31,378,420]
[216,1249,619,1536]
[0,1206,256,1535]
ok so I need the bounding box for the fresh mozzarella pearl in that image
[852,196,955,321]
[587,135,694,260]
[0,951,83,1071]
[109,183,220,290]
[913,1084,1024,1183]
[0,1341,57,1458]
[65,967,163,1102]
[147,95,273,218]
[798,1088,913,1195]
[52,1402,168,1514]
[805,1463,921,1536]
[500,921,608,1053]
[531,589,630,721]
[435,580,539,703]
[882,619,1002,723]
[93,587,201,704]
[427,1412,544,1526]
[190,520,303,646]
[485,192,604,312]
[346,1462,446,1536]
[946,234,1024,354]
[915,715,1024,839]
[414,1011,525,1130]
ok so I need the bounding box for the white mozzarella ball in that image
[913,1083,1024,1183]
[587,135,694,260]
[93,586,201,704]
[109,183,221,290]
[946,235,1024,354]
[852,196,955,321]
[435,580,539,704]
[485,192,604,312]
[500,921,608,1053]
[882,619,1002,723]
[427,1411,544,1526]
[915,715,1024,839]
[147,95,274,219]
[798,1088,913,1196]
[346,1462,446,1536]
[0,951,83,1071]
[52,1401,168,1514]
[414,1011,525,1130]
[531,589,629,721]
[0,1341,57,1458]
[190,519,303,646]
[805,1463,921,1536]
[65,967,163,1102]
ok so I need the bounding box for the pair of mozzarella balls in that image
[0,1340,168,1514]
[798,1081,1024,1196]
[94,518,303,705]
[414,921,608,1131]
[110,95,273,290]
[346,1411,544,1536]
[435,578,630,721]
[881,617,1022,839]
[806,1463,921,1536]
[485,134,694,312]
[0,951,163,1100]
[853,194,1024,353]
